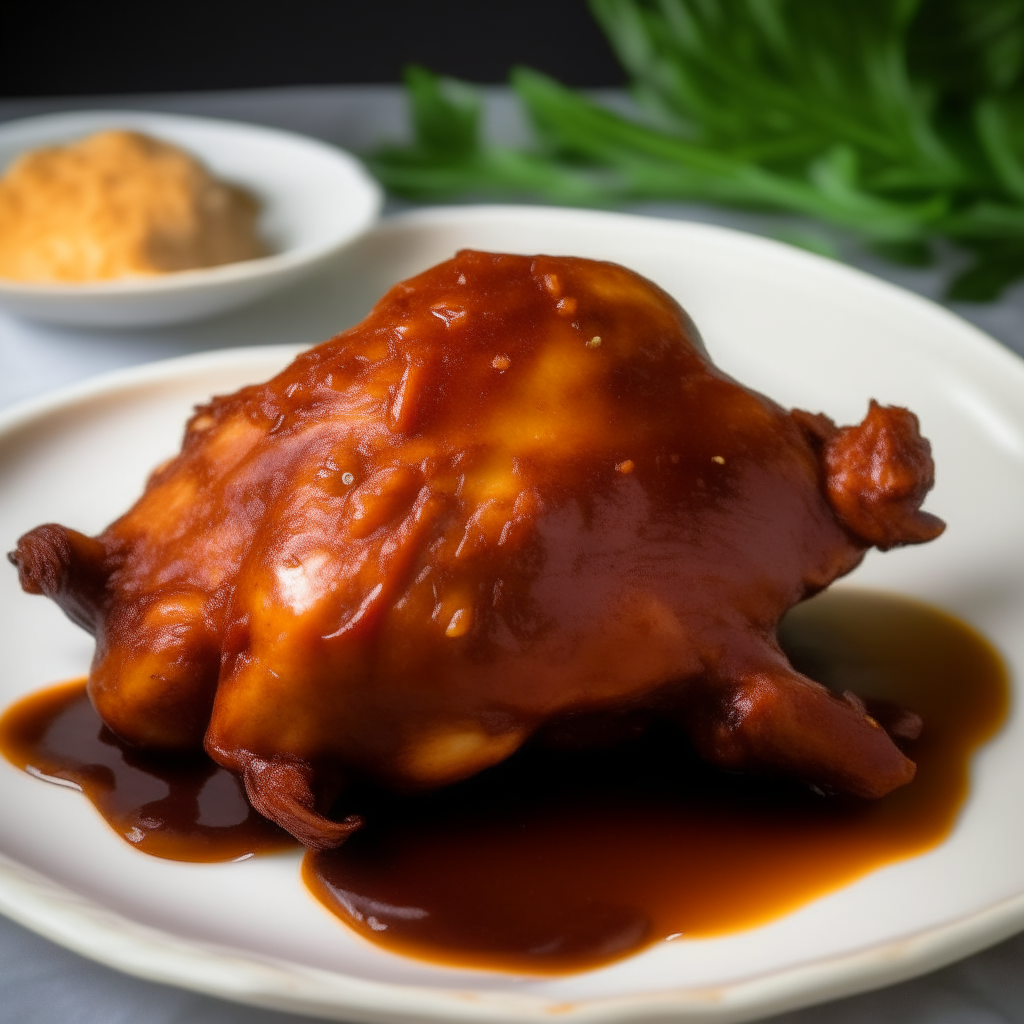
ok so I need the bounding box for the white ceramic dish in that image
[1,207,1023,1024]
[0,110,382,328]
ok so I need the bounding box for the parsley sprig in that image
[369,0,1024,300]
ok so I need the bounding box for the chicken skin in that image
[10,251,945,848]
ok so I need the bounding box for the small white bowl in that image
[0,110,382,328]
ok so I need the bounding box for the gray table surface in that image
[1,85,1022,1024]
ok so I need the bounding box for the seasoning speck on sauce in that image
[0,130,267,283]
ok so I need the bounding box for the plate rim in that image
[1,205,1023,1022]
[374,205,1024,377]
[2,845,1024,1024]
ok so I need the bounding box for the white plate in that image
[1,207,1023,1024]
[0,111,382,327]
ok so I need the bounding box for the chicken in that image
[9,251,945,848]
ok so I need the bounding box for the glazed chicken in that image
[10,252,945,848]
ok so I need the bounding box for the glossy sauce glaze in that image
[10,252,946,850]
[0,591,1008,972]
[0,680,294,862]
[303,590,1008,973]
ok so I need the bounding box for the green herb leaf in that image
[948,240,1024,299]
[404,64,481,159]
[367,0,1024,299]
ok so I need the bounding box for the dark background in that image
[0,0,626,97]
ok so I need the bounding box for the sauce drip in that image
[0,591,1009,972]
[303,591,1008,974]
[0,681,294,862]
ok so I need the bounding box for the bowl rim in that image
[0,108,383,298]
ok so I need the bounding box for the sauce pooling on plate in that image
[0,591,1008,973]
[0,681,293,862]
[307,590,1008,972]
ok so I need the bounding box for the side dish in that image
[0,130,266,283]
[9,251,944,851]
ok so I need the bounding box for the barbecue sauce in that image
[0,680,294,862]
[0,591,1009,974]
